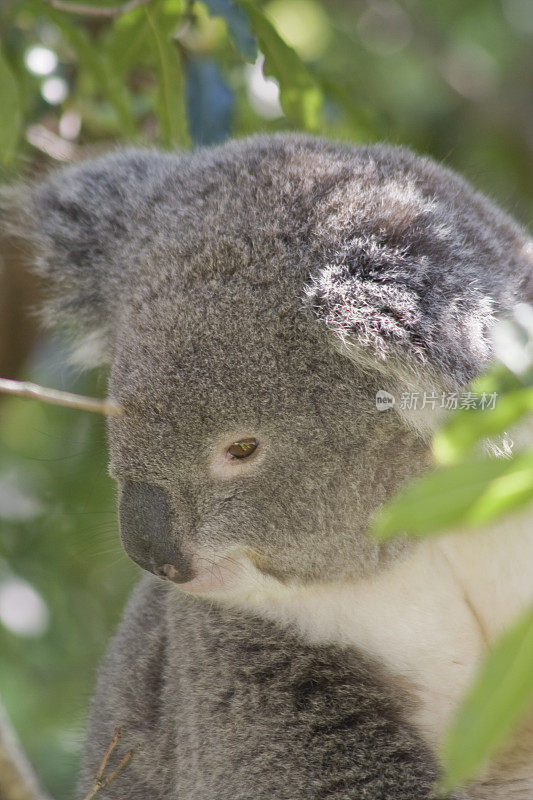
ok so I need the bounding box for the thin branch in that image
[45,0,150,18]
[81,727,135,800]
[0,696,54,800]
[0,378,123,416]
[89,749,135,798]
[95,726,122,781]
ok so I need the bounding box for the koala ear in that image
[5,150,172,368]
[305,175,533,402]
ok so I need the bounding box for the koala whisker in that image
[63,509,116,517]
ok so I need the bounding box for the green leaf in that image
[144,3,189,148]
[373,451,533,540]
[434,387,533,465]
[440,606,533,792]
[237,0,322,129]
[0,46,21,165]
[105,0,184,75]
[105,5,153,75]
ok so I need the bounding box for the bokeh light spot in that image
[24,45,58,76]
[245,54,283,119]
[357,0,412,56]
[503,0,533,34]
[0,471,43,522]
[440,44,498,101]
[59,110,82,140]
[0,577,49,637]
[41,76,69,105]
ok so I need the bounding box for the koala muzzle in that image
[118,481,194,582]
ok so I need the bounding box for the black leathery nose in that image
[118,480,194,581]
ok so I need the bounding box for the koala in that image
[9,133,533,799]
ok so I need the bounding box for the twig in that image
[0,695,54,800]
[81,727,135,800]
[94,726,121,781]
[88,749,135,798]
[45,0,150,18]
[0,378,123,416]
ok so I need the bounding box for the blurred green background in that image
[0,0,532,797]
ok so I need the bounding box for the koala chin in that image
[10,133,533,799]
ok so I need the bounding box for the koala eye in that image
[227,438,259,460]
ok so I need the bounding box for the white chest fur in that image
[229,507,533,792]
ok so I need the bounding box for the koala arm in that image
[81,576,462,800]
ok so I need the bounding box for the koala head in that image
[12,134,533,598]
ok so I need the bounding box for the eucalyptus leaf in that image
[440,606,533,791]
[144,3,189,148]
[373,452,533,540]
[105,6,152,75]
[237,0,322,129]
[0,46,21,165]
[434,387,533,465]
[105,0,184,75]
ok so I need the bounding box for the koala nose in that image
[118,481,194,582]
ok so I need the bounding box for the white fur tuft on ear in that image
[305,147,533,413]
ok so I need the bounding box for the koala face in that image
[107,271,428,592]
[16,134,533,597]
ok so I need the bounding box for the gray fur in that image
[83,577,444,800]
[9,134,532,798]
